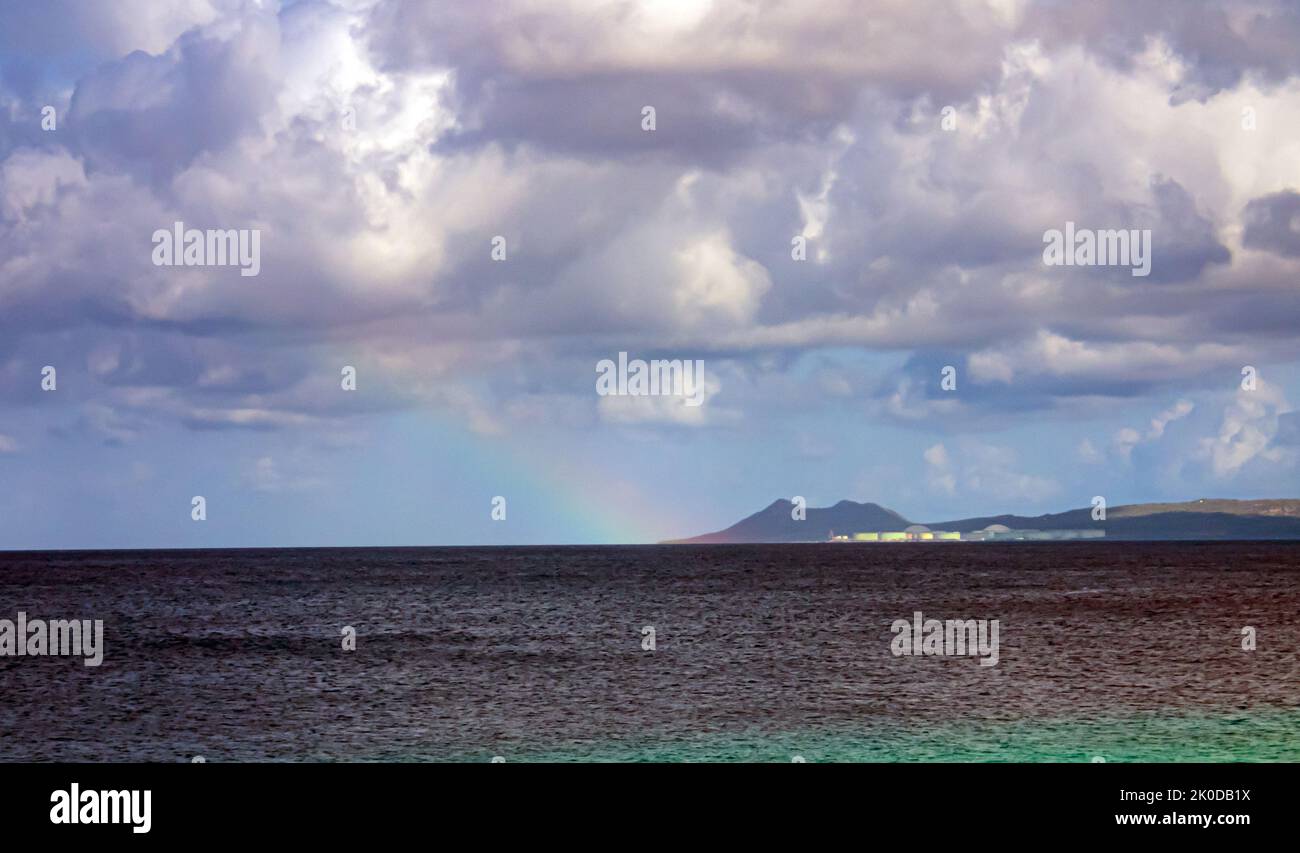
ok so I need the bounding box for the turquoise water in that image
[2,544,1297,761]
[469,708,1300,762]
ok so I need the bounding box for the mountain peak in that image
[664,499,911,544]
[664,497,1300,543]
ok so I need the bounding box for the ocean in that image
[1,542,1297,762]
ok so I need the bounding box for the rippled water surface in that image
[1,543,1297,761]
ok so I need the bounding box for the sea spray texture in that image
[0,612,103,666]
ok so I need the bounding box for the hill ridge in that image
[664,498,1300,543]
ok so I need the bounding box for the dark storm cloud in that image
[68,25,281,185]
[1020,0,1300,103]
[428,72,850,168]
[1242,190,1300,258]
[365,0,1011,161]
[1142,178,1232,283]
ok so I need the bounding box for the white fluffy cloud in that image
[924,439,1060,504]
[1114,399,1194,461]
[2,0,1300,467]
[1197,384,1296,477]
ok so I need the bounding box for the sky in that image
[1,0,1299,548]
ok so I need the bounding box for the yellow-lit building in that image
[832,527,965,542]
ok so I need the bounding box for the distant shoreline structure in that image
[664,498,1300,544]
[828,523,1105,543]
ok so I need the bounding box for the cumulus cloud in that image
[368,0,1016,162]
[1242,189,1300,258]
[1148,399,1195,440]
[968,332,1241,394]
[2,0,1300,515]
[1017,0,1300,103]
[923,438,1059,504]
[1196,384,1296,477]
[1115,398,1194,461]
[596,365,726,427]
[923,442,957,495]
[242,454,328,493]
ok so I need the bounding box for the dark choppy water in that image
[1,543,1297,762]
